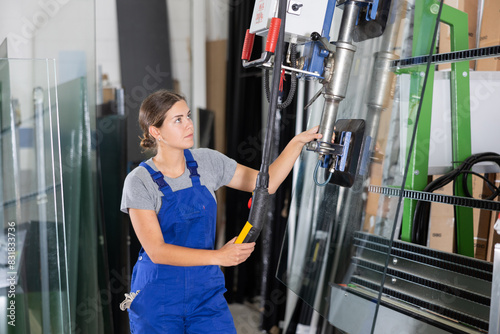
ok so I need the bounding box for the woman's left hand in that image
[213,237,256,267]
[293,125,323,145]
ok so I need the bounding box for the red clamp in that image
[241,29,255,61]
[241,18,282,68]
[265,18,281,53]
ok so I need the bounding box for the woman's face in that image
[154,100,194,150]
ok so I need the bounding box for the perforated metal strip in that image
[349,276,489,331]
[391,45,500,68]
[368,185,500,211]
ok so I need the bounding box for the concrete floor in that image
[229,302,265,334]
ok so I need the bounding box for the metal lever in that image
[241,18,282,68]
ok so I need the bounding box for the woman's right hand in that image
[214,237,256,267]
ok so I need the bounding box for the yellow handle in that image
[235,222,253,244]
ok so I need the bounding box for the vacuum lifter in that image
[236,0,500,333]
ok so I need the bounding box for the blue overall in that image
[128,149,236,333]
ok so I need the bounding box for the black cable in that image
[240,0,288,243]
[264,43,298,109]
[411,152,500,246]
[459,169,500,199]
[260,0,287,171]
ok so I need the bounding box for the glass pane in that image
[278,0,500,331]
[0,58,70,333]
[57,76,110,333]
[273,0,492,332]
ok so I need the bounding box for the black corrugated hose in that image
[264,43,298,109]
[412,152,500,246]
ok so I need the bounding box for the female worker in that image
[120,89,322,333]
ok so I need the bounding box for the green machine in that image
[244,0,500,332]
[400,0,474,256]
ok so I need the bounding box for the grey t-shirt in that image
[120,148,237,214]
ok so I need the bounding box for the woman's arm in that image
[227,126,322,194]
[268,125,322,193]
[129,208,255,266]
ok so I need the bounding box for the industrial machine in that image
[237,0,500,333]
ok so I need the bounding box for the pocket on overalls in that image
[175,202,211,248]
[127,282,169,333]
[128,283,165,319]
[127,285,145,313]
[125,287,143,334]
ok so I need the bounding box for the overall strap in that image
[139,161,172,193]
[183,149,201,186]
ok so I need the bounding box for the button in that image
[139,256,143,261]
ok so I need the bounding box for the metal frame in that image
[329,284,481,334]
[490,244,500,334]
[400,0,474,256]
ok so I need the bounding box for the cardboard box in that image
[102,87,115,104]
[478,0,500,46]
[206,39,228,153]
[429,180,455,253]
[438,0,478,70]
[363,161,383,233]
[475,52,500,71]
[429,173,496,257]
[473,174,496,260]
[476,0,500,71]
[487,212,500,262]
[365,161,383,216]
[487,175,500,262]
